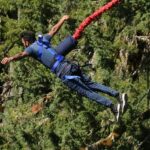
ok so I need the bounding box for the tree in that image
[0,0,150,149]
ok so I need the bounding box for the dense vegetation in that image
[0,0,150,149]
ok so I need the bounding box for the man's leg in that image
[88,82,119,96]
[88,81,128,113]
[81,74,128,113]
[82,76,119,97]
[64,78,112,107]
[63,78,121,121]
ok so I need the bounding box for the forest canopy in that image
[0,0,150,149]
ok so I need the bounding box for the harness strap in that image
[37,40,64,72]
[51,55,64,72]
[37,41,43,59]
[64,75,80,80]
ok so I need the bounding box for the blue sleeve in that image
[43,34,52,43]
[55,36,77,56]
[24,46,33,55]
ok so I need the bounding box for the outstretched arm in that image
[48,15,69,37]
[1,51,29,65]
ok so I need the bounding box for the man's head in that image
[20,31,36,47]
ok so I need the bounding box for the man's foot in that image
[110,103,121,122]
[118,93,128,113]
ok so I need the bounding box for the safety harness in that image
[37,35,64,72]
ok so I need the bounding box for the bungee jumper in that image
[1,0,127,121]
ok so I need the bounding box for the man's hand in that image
[1,57,13,65]
[48,15,70,37]
[62,15,69,21]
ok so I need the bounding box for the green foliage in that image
[0,0,150,150]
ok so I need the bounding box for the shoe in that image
[111,103,121,122]
[118,93,128,113]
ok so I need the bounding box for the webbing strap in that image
[37,41,43,59]
[51,55,64,72]
[64,75,80,80]
[37,42,64,72]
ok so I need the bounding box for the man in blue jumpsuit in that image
[1,15,127,121]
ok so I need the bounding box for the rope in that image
[73,0,121,40]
